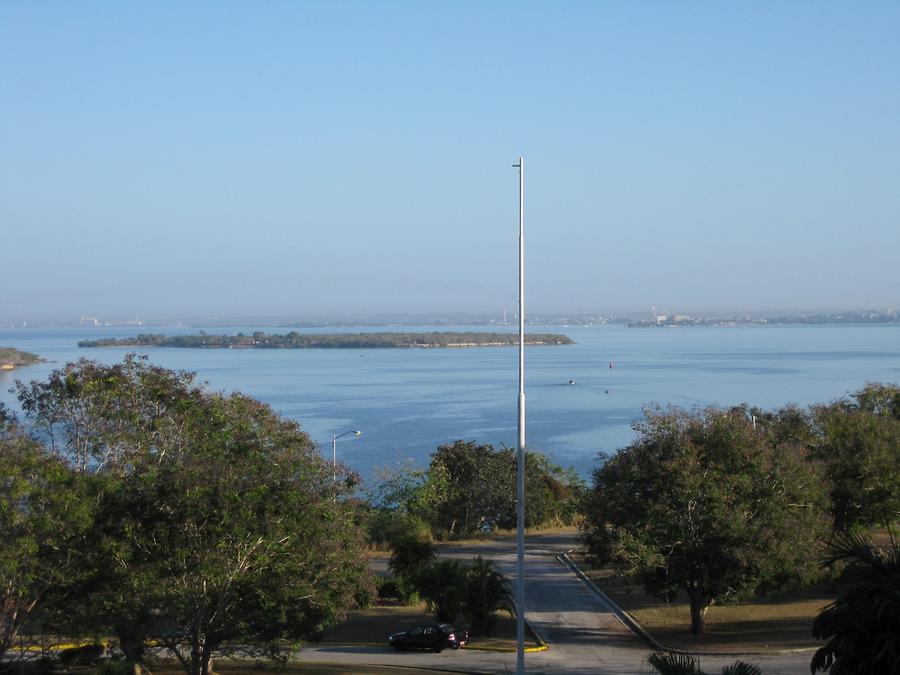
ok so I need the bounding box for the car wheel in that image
[433,645,443,653]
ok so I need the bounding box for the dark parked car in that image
[388,623,468,652]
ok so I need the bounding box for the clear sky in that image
[2,1,899,321]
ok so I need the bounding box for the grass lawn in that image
[320,600,540,651]
[578,560,834,653]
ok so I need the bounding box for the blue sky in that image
[2,1,898,321]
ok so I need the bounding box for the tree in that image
[417,560,467,623]
[388,535,436,602]
[15,357,374,675]
[811,384,900,532]
[149,394,373,675]
[0,417,93,665]
[15,354,207,473]
[496,450,586,529]
[463,556,510,637]
[581,406,829,635]
[372,441,583,539]
[365,461,435,546]
[14,356,210,673]
[811,533,900,675]
[646,652,761,675]
[425,441,513,535]
[389,535,436,580]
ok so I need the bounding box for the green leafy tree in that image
[376,441,582,538]
[389,536,436,580]
[581,406,829,635]
[852,382,900,419]
[425,441,513,535]
[496,450,585,529]
[150,394,373,675]
[15,356,209,672]
[0,417,93,664]
[15,354,207,473]
[365,461,434,546]
[811,533,900,675]
[811,384,900,532]
[16,357,374,675]
[463,556,510,637]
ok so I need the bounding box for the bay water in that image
[2,324,898,482]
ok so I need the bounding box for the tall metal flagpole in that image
[514,156,526,675]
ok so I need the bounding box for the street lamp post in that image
[331,430,361,487]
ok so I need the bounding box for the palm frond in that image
[646,651,703,675]
[721,662,762,675]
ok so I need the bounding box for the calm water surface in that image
[2,324,898,481]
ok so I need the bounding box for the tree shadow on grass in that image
[652,615,824,653]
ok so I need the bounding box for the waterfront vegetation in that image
[0,346,41,368]
[2,357,373,675]
[578,382,900,669]
[77,331,575,349]
[367,440,585,543]
[2,355,897,674]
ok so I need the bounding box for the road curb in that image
[558,552,665,651]
[560,552,822,658]
[509,596,551,653]
[314,642,546,654]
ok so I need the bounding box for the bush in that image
[377,576,419,605]
[94,658,134,675]
[366,509,431,549]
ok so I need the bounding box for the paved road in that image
[295,534,815,674]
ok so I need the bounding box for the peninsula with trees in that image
[78,331,575,349]
[0,347,42,370]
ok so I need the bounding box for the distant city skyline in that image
[4,306,898,329]
[2,2,899,322]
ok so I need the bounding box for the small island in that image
[78,331,575,349]
[0,347,43,370]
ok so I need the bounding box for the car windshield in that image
[439,624,453,633]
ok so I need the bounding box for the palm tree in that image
[417,560,466,622]
[388,534,435,599]
[646,653,702,675]
[646,652,761,675]
[388,535,435,579]
[463,556,511,637]
[811,532,900,674]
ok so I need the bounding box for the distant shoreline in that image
[78,331,575,350]
[0,347,43,370]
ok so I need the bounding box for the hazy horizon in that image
[2,2,898,322]
[4,305,898,328]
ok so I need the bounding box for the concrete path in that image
[294,534,815,674]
